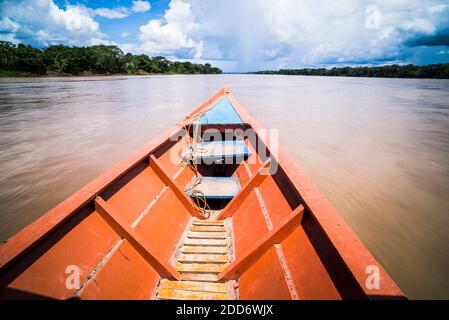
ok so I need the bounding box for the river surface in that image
[0,75,448,299]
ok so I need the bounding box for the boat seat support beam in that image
[149,154,204,219]
[217,159,271,220]
[218,204,304,281]
[95,197,181,280]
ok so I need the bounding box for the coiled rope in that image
[178,109,212,219]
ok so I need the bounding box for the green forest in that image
[253,64,449,79]
[0,41,222,76]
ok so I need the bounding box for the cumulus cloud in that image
[137,0,203,59]
[401,2,449,48]
[0,0,153,47]
[0,0,104,47]
[132,1,151,13]
[92,1,152,18]
[181,0,449,70]
[92,7,130,19]
[1,0,448,70]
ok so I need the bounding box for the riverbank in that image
[0,42,222,77]
[252,63,449,79]
[0,70,37,77]
[0,69,214,78]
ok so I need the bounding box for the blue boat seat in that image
[186,176,240,200]
[183,140,252,165]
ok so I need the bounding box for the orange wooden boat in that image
[0,87,405,300]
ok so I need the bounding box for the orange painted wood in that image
[134,188,191,262]
[0,191,94,274]
[149,155,204,219]
[79,240,160,300]
[280,221,341,300]
[232,190,269,258]
[174,166,195,186]
[219,205,304,280]
[104,163,165,226]
[95,197,181,280]
[185,87,228,120]
[238,247,292,300]
[1,209,119,300]
[257,176,292,228]
[236,163,251,186]
[243,139,265,175]
[157,139,183,175]
[218,159,271,219]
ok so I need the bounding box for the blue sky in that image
[1,0,449,72]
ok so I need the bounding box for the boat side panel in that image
[1,208,119,299]
[280,220,341,299]
[232,191,269,259]
[238,246,291,300]
[235,163,250,186]
[156,137,196,194]
[236,163,251,186]
[174,166,194,187]
[134,188,191,262]
[156,139,185,179]
[79,240,159,300]
[102,162,165,226]
[243,139,264,175]
[300,213,367,299]
[235,142,254,186]
[258,176,294,228]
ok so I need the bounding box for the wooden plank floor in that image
[156,219,234,300]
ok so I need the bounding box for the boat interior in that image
[0,89,403,300]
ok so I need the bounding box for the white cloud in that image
[428,4,447,15]
[132,1,151,13]
[1,0,448,70]
[180,0,449,71]
[92,7,130,19]
[0,17,20,33]
[0,17,20,42]
[92,1,152,19]
[401,19,436,35]
[0,0,105,46]
[138,0,203,58]
[0,0,151,47]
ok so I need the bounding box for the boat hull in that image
[0,87,405,300]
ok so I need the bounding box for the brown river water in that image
[0,75,448,299]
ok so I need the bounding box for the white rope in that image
[178,110,212,219]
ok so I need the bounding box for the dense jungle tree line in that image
[0,41,222,76]
[253,64,449,79]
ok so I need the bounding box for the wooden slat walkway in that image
[156,219,234,300]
